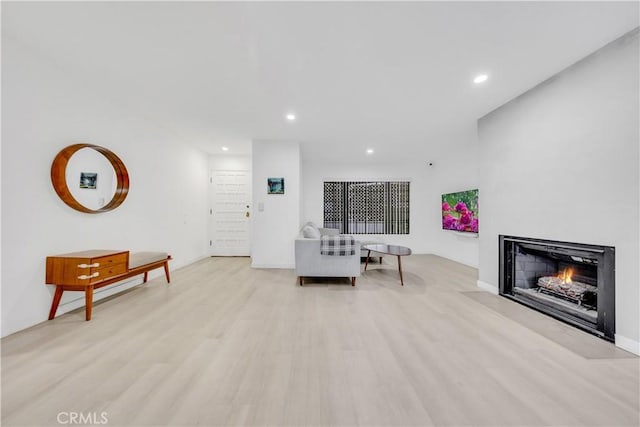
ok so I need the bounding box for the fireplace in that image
[499,235,615,341]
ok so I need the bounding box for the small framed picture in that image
[267,177,285,194]
[80,172,98,189]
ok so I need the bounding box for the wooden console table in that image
[46,249,171,321]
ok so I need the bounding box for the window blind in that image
[323,181,410,234]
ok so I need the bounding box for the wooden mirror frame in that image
[51,144,130,214]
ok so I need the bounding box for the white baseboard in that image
[428,252,479,269]
[58,277,143,315]
[477,280,499,295]
[251,263,295,269]
[178,255,210,269]
[55,254,206,316]
[615,334,640,355]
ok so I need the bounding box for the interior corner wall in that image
[301,129,480,268]
[427,136,480,268]
[251,141,301,268]
[1,36,210,337]
[478,29,639,347]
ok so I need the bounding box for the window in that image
[323,181,410,234]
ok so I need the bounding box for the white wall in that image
[478,29,639,350]
[251,141,301,268]
[209,155,251,172]
[1,37,210,337]
[301,127,480,267]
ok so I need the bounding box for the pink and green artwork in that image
[442,189,478,233]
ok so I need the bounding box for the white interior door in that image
[209,170,251,256]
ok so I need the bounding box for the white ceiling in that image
[3,1,638,162]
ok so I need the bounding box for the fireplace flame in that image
[558,268,574,284]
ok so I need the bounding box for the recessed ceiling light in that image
[221,146,229,151]
[366,149,374,155]
[473,74,489,84]
[286,113,296,121]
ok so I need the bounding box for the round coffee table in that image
[363,244,412,286]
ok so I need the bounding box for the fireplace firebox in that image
[499,235,615,341]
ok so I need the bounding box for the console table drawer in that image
[95,252,129,268]
[46,250,129,286]
[74,252,129,271]
[90,263,127,283]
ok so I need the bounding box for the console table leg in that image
[397,256,404,286]
[48,286,64,320]
[85,286,94,321]
[143,272,149,283]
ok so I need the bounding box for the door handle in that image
[246,212,250,218]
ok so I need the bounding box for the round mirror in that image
[51,144,129,213]
[66,148,117,210]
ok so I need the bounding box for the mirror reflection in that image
[65,148,117,210]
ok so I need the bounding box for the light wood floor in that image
[2,255,639,426]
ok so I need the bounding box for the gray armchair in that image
[295,225,361,286]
